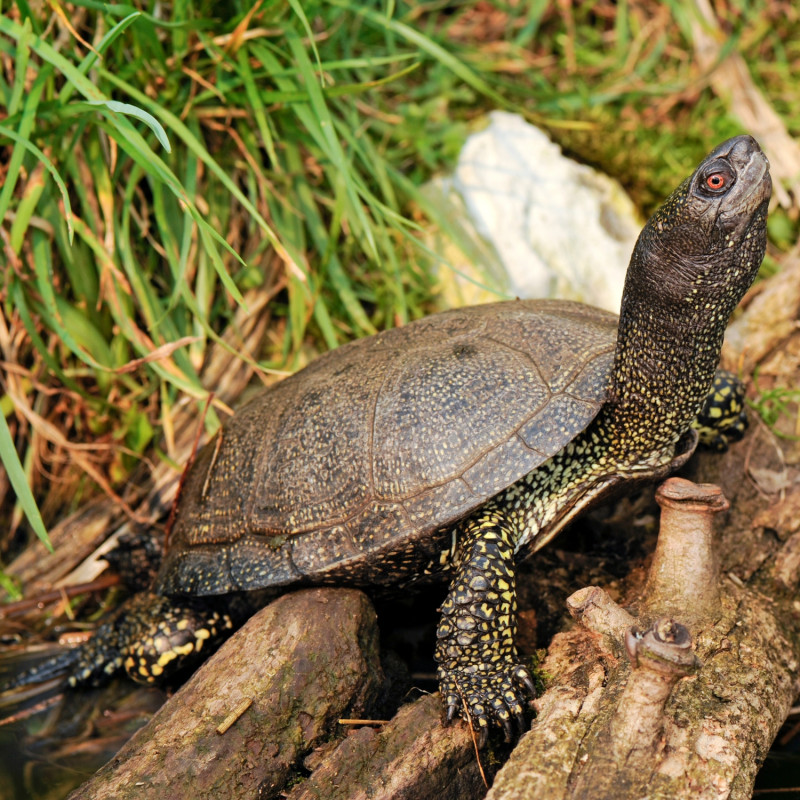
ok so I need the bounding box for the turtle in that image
[6,135,771,746]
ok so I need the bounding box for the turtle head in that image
[664,135,771,243]
[626,135,771,312]
[607,137,770,456]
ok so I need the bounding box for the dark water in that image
[753,734,800,799]
[0,678,165,800]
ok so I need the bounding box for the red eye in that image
[706,173,727,190]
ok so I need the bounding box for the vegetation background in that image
[1,1,800,797]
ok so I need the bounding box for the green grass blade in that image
[287,0,324,79]
[7,16,31,115]
[87,100,172,152]
[57,11,142,104]
[286,30,379,262]
[237,47,279,170]
[0,410,51,550]
[345,3,513,110]
[0,121,74,244]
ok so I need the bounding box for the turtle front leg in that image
[435,507,535,746]
[692,368,748,451]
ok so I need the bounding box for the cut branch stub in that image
[566,585,635,656]
[643,477,729,629]
[624,618,698,674]
[612,619,698,779]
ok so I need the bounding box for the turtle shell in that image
[157,299,617,597]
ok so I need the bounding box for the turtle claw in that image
[478,725,489,750]
[445,697,459,725]
[512,704,528,736]
[520,670,537,699]
[500,714,514,744]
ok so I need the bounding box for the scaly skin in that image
[692,370,748,451]
[434,510,533,745]
[66,593,235,687]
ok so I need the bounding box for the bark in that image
[63,591,497,800]
[641,479,727,628]
[286,694,487,800]
[66,589,384,800]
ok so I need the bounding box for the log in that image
[67,589,384,800]
[286,694,487,800]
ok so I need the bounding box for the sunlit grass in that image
[0,1,490,547]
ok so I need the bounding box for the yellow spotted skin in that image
[435,511,533,743]
[7,138,770,746]
[66,593,234,688]
[692,370,748,451]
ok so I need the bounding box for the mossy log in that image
[67,589,384,800]
[285,694,486,800]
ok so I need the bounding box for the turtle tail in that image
[0,645,83,695]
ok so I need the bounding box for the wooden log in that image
[286,694,487,800]
[486,435,800,800]
[67,588,384,800]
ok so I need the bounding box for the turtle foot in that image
[61,593,236,688]
[114,593,236,685]
[439,661,535,747]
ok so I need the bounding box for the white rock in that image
[431,111,642,312]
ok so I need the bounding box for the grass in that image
[0,1,479,554]
[750,373,800,441]
[1,0,798,569]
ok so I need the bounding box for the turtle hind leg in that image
[434,507,535,747]
[0,645,83,695]
[693,369,748,452]
[0,600,136,693]
[2,593,236,693]
[108,592,236,685]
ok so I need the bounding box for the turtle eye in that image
[699,163,735,196]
